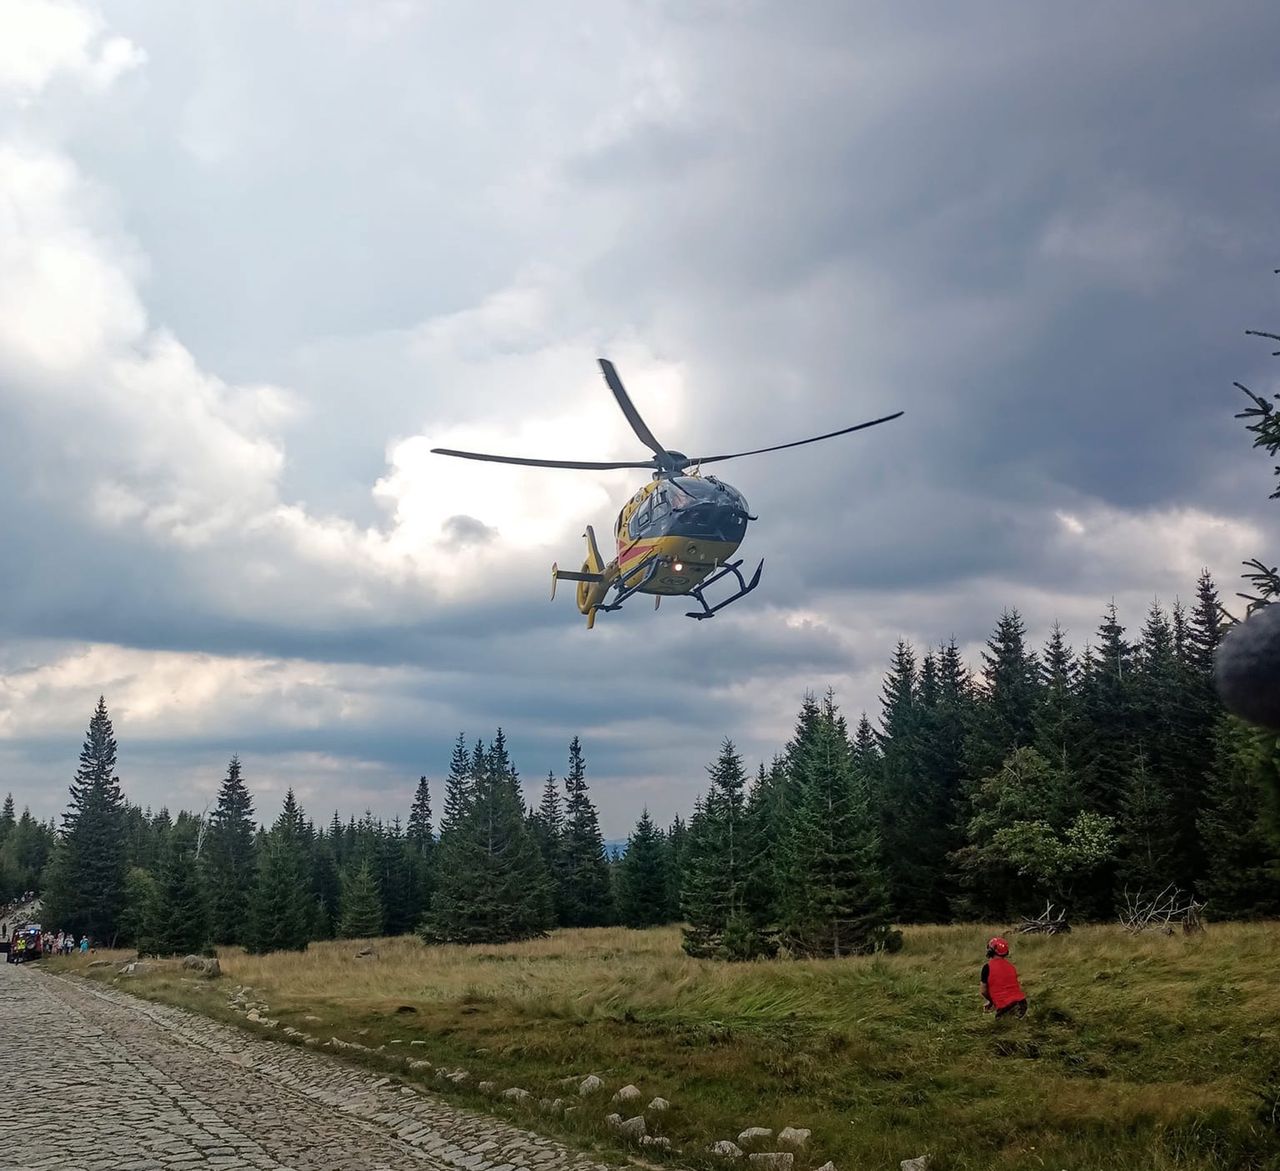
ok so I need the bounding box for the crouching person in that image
[981,936,1027,1018]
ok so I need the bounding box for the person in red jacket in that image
[980,936,1027,1017]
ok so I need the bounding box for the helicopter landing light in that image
[673,561,685,572]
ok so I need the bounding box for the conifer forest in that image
[7,568,1276,960]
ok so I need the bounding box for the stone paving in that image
[0,961,616,1171]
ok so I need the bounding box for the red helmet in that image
[988,936,1010,957]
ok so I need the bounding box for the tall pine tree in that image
[558,737,615,927]
[617,809,671,928]
[203,756,257,946]
[44,697,128,943]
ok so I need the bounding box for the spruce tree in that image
[875,643,920,918]
[118,866,157,949]
[245,791,311,954]
[777,694,891,956]
[965,610,1040,778]
[1115,749,1176,894]
[309,835,341,938]
[378,817,412,935]
[1198,718,1280,917]
[681,739,772,959]
[439,734,474,840]
[1034,623,1081,771]
[665,814,688,920]
[558,736,615,927]
[421,731,553,944]
[44,697,128,943]
[529,771,565,870]
[338,857,386,938]
[617,809,670,928]
[405,776,437,923]
[203,756,257,946]
[0,794,14,846]
[142,820,209,956]
[1078,602,1136,818]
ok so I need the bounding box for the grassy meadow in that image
[60,923,1280,1171]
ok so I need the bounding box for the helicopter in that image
[431,359,903,628]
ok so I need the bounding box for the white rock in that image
[619,1116,647,1140]
[749,1155,793,1171]
[778,1128,810,1149]
[816,1163,837,1171]
[900,1158,930,1171]
[641,1136,672,1150]
[245,1010,262,1023]
[501,1087,532,1103]
[578,1074,604,1096]
[739,1129,774,1148]
[604,1113,624,1130]
[612,1084,643,1105]
[648,1097,671,1113]
[712,1141,745,1159]
[478,1081,497,1095]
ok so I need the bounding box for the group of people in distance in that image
[2,922,89,963]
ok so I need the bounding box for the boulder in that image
[446,1070,469,1084]
[478,1081,497,1095]
[712,1141,745,1159]
[245,1010,262,1023]
[641,1136,672,1150]
[647,1097,671,1113]
[501,1087,532,1103]
[816,1163,837,1171]
[777,1128,810,1150]
[738,1129,774,1148]
[748,1155,793,1171]
[604,1113,623,1130]
[578,1074,604,1096]
[618,1116,647,1141]
[550,1098,566,1113]
[119,961,155,977]
[900,1159,930,1171]
[612,1084,642,1106]
[181,955,221,977]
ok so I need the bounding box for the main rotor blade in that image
[431,447,655,471]
[598,358,667,458]
[690,411,905,466]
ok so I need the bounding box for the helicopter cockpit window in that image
[627,496,654,539]
[651,488,672,523]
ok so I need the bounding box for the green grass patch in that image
[54,922,1280,1171]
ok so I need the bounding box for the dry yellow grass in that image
[62,922,1280,1171]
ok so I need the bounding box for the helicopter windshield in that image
[667,476,748,513]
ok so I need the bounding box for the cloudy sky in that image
[1,0,1277,835]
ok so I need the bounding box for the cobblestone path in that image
[0,962,614,1171]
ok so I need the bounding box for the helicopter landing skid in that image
[684,558,764,620]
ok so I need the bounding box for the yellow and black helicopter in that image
[432,360,902,627]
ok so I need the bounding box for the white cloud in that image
[0,0,144,96]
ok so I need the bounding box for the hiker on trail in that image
[79,936,89,954]
[980,936,1028,1018]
